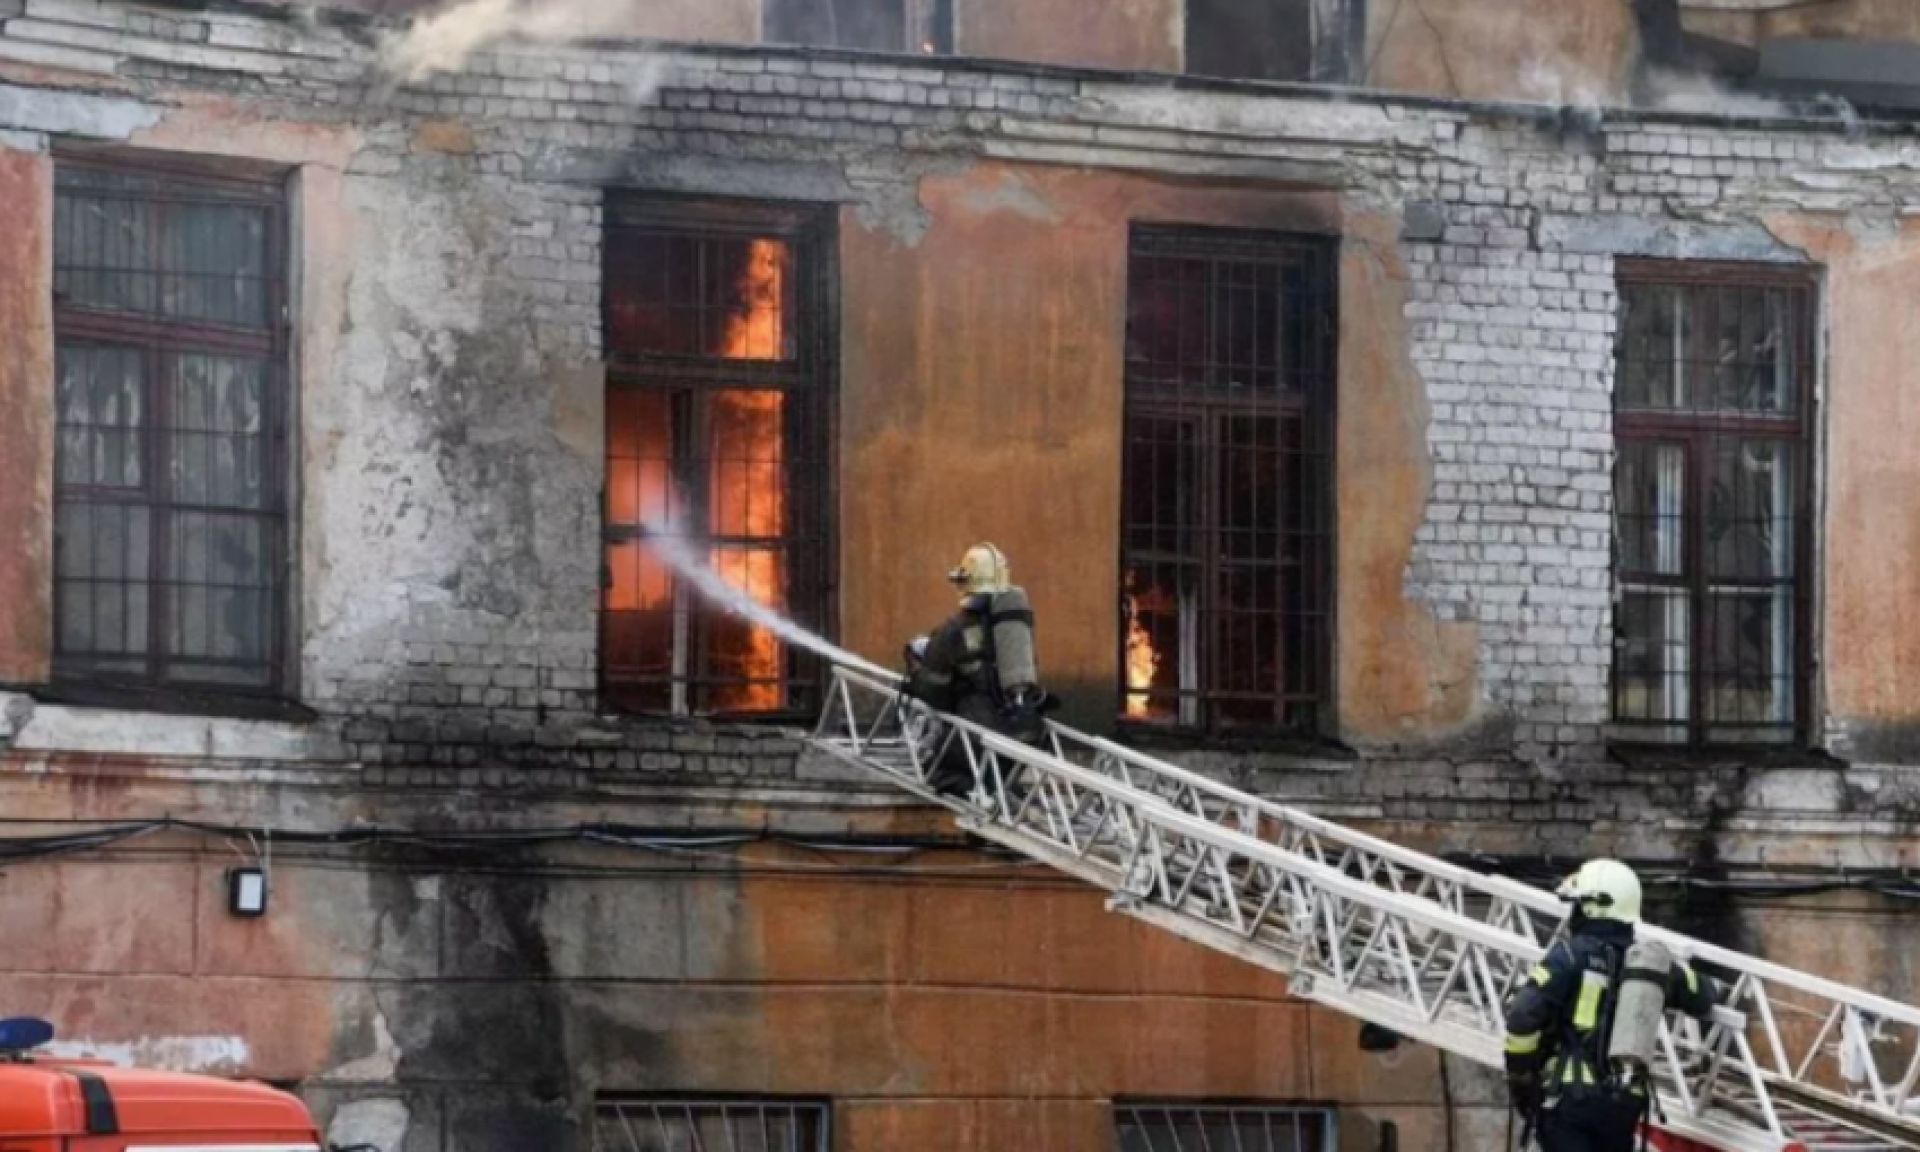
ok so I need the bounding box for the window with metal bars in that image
[1115,1102,1335,1152]
[592,1097,830,1152]
[1119,226,1335,737]
[763,0,953,53]
[600,198,834,719]
[49,154,290,697]
[1611,262,1816,747]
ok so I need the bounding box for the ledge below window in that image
[1606,740,1844,772]
[1111,723,1360,762]
[10,681,320,726]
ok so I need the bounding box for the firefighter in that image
[1504,859,1719,1152]
[902,543,1055,797]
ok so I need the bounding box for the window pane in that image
[54,170,272,330]
[1615,588,1690,731]
[55,502,151,660]
[1123,565,1198,725]
[766,0,907,52]
[168,511,272,668]
[1126,255,1211,391]
[170,354,269,510]
[1615,441,1685,577]
[607,388,679,529]
[166,201,271,328]
[1124,415,1198,557]
[704,545,786,714]
[54,183,156,316]
[606,233,795,363]
[1704,587,1794,732]
[1186,0,1314,81]
[56,344,145,489]
[1215,564,1282,727]
[1617,280,1799,415]
[1708,439,1795,582]
[1220,415,1281,561]
[602,539,678,714]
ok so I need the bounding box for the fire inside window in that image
[49,155,290,696]
[1120,227,1335,736]
[592,1097,830,1152]
[1611,264,1815,747]
[601,200,832,719]
[1115,1102,1335,1152]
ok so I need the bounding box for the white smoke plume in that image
[640,527,900,683]
[378,0,663,85]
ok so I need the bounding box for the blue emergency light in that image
[0,1017,54,1054]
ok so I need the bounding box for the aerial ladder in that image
[809,663,1920,1152]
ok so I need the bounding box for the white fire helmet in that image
[948,543,1011,597]
[1557,858,1643,924]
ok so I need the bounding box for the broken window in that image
[1120,227,1335,736]
[1612,265,1814,746]
[1186,0,1364,83]
[1116,1103,1333,1151]
[593,1098,830,1151]
[601,199,833,718]
[50,155,290,696]
[764,0,953,54]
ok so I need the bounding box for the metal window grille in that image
[1611,262,1816,747]
[50,156,289,695]
[763,0,953,54]
[1115,1103,1335,1152]
[1119,226,1336,736]
[592,1098,830,1152]
[601,198,834,719]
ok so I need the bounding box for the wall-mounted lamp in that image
[227,865,269,917]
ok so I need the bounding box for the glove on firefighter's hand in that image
[1506,1073,1543,1119]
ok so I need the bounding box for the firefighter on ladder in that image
[901,542,1056,798]
[1504,859,1721,1152]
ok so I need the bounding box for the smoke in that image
[376,0,669,88]
[640,527,899,683]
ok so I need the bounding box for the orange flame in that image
[1124,573,1161,719]
[708,238,789,712]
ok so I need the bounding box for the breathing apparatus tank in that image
[1607,937,1674,1072]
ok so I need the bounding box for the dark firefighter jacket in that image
[1504,918,1717,1093]
[904,587,1046,742]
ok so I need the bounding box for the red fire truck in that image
[0,1017,326,1152]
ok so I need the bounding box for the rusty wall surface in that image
[957,0,1183,72]
[0,805,1495,1152]
[1363,0,1638,102]
[0,143,51,685]
[1759,217,1920,764]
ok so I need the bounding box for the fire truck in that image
[0,1017,327,1152]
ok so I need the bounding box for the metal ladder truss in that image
[810,664,1920,1152]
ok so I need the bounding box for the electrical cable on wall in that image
[0,815,1915,903]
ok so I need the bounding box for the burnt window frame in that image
[1610,259,1818,750]
[48,148,295,703]
[592,1096,832,1152]
[599,195,837,723]
[762,0,955,54]
[1114,1101,1337,1152]
[1117,224,1337,741]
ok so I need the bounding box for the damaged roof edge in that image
[117,0,1920,138]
